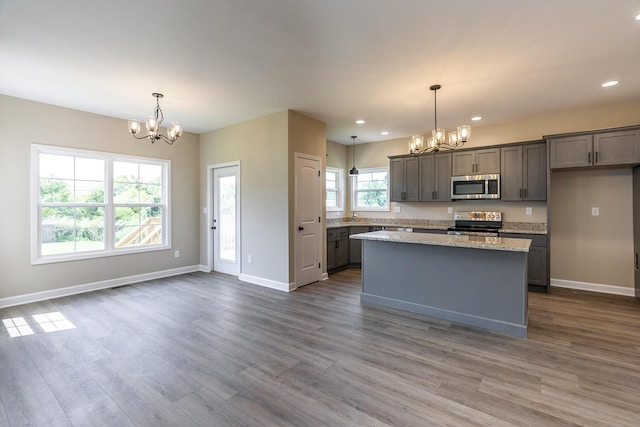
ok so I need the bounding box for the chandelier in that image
[128,93,183,145]
[408,84,471,154]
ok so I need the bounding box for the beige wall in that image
[0,95,200,300]
[337,100,640,289]
[550,169,633,288]
[199,111,290,285]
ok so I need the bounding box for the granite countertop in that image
[327,219,547,235]
[350,230,532,253]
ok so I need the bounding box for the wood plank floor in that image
[1,269,639,426]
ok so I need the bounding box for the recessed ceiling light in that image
[635,13,640,21]
[601,80,619,87]
[471,116,482,121]
[381,131,389,135]
[355,120,365,124]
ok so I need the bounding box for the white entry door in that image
[213,166,240,276]
[294,153,322,287]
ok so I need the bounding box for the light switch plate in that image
[394,206,401,213]
[447,207,453,214]
[525,207,532,215]
[592,207,600,216]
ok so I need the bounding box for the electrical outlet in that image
[248,255,252,264]
[394,206,401,213]
[525,207,532,215]
[447,207,453,214]
[592,207,600,216]
[174,250,180,258]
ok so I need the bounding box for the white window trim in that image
[351,167,390,212]
[326,166,343,212]
[31,144,171,265]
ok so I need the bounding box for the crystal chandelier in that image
[128,93,183,145]
[408,84,470,154]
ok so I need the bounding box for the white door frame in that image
[294,152,323,287]
[206,161,241,273]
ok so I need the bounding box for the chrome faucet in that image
[351,212,357,221]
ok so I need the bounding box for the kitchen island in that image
[350,231,531,337]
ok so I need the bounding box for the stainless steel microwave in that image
[451,174,500,200]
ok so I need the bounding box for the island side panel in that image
[360,239,528,337]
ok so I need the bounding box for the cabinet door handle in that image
[524,189,528,199]
[595,151,599,164]
[335,240,339,249]
[636,253,638,271]
[588,151,591,164]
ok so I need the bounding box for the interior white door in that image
[295,154,322,287]
[213,166,240,276]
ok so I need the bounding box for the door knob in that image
[298,226,304,231]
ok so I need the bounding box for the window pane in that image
[113,161,138,183]
[115,207,163,247]
[40,207,105,255]
[326,190,337,207]
[40,154,74,179]
[356,190,387,208]
[139,163,162,184]
[75,180,105,203]
[40,179,73,203]
[139,183,162,203]
[75,158,105,181]
[114,183,139,204]
[326,179,336,190]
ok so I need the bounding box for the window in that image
[351,167,389,211]
[32,145,170,264]
[326,167,343,211]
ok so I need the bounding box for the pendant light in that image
[349,135,359,176]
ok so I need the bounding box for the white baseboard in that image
[320,272,329,281]
[551,278,636,297]
[198,264,211,273]
[239,273,294,292]
[0,265,201,309]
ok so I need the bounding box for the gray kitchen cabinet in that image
[548,134,592,169]
[549,129,640,169]
[348,226,370,264]
[390,156,419,201]
[419,153,452,201]
[327,227,349,271]
[593,129,640,166]
[500,142,546,201]
[500,233,548,292]
[452,148,500,176]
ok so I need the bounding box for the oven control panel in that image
[454,211,502,222]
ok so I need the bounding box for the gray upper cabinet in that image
[549,134,592,169]
[390,157,419,202]
[501,142,546,201]
[593,129,640,166]
[452,148,500,176]
[549,128,640,169]
[419,153,452,201]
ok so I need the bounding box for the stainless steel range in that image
[447,211,502,236]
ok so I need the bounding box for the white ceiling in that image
[1,0,639,144]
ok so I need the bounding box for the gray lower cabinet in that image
[419,153,452,201]
[327,227,348,271]
[500,142,546,201]
[549,128,640,169]
[390,156,419,201]
[348,226,370,264]
[452,148,500,176]
[500,233,549,292]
